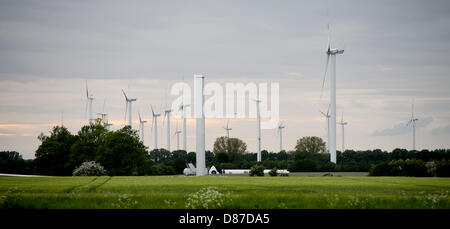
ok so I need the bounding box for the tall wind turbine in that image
[195,74,206,176]
[122,89,136,127]
[222,120,232,138]
[320,104,331,153]
[253,99,262,162]
[337,111,348,153]
[163,108,172,152]
[85,81,95,125]
[139,112,147,145]
[151,105,161,149]
[407,102,419,151]
[277,122,285,152]
[174,121,182,150]
[320,24,344,164]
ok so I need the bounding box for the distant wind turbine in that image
[85,81,95,125]
[337,111,348,153]
[179,103,190,152]
[163,108,172,152]
[151,105,161,150]
[253,99,262,162]
[222,119,232,138]
[122,89,136,127]
[277,122,285,152]
[407,102,419,151]
[174,121,182,150]
[320,104,331,153]
[139,112,147,145]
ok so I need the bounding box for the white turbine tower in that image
[222,120,232,138]
[407,103,419,151]
[151,105,161,150]
[163,108,172,152]
[195,74,206,176]
[122,89,136,127]
[320,104,331,153]
[320,24,344,164]
[138,112,147,145]
[174,121,182,151]
[277,122,285,152]
[337,111,348,153]
[179,103,190,152]
[85,81,94,125]
[253,99,262,162]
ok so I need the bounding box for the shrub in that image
[435,159,450,177]
[404,158,428,177]
[269,167,278,176]
[172,157,187,174]
[249,164,265,176]
[72,161,108,176]
[369,161,392,176]
[155,164,176,175]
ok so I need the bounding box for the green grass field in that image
[1,175,449,209]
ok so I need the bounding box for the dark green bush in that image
[268,167,278,176]
[435,159,450,177]
[155,164,176,175]
[249,164,265,176]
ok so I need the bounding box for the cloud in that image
[431,125,450,135]
[372,117,433,136]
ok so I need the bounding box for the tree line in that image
[0,121,449,176]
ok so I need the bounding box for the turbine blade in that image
[122,89,128,101]
[86,81,89,99]
[320,55,330,101]
[327,103,331,116]
[139,112,142,122]
[151,105,155,116]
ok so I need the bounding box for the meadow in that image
[0,175,449,209]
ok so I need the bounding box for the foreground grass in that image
[0,176,449,209]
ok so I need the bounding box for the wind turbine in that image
[122,89,137,127]
[253,99,262,162]
[407,102,419,151]
[320,24,344,164]
[151,105,161,149]
[85,81,95,125]
[195,74,206,176]
[174,121,182,150]
[320,104,331,153]
[163,108,172,152]
[139,112,147,145]
[222,119,232,138]
[337,111,348,153]
[179,103,190,152]
[277,122,285,152]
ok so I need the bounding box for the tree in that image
[95,126,153,175]
[213,137,247,163]
[35,126,77,175]
[295,136,326,154]
[172,157,187,174]
[67,122,108,172]
[0,151,26,174]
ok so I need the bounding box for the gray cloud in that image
[431,125,450,135]
[372,117,433,136]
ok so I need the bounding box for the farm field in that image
[0,176,449,209]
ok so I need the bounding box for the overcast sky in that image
[1,0,450,159]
